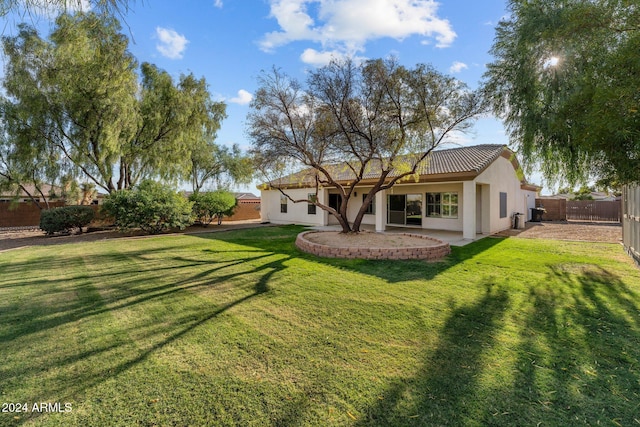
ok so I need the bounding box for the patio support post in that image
[318,188,329,226]
[375,189,387,232]
[463,181,477,239]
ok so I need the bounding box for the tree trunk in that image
[336,193,353,233]
[352,186,382,232]
[334,212,352,233]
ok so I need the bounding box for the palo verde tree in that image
[1,12,233,195]
[248,58,486,233]
[484,0,640,186]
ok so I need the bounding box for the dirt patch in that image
[493,221,622,243]
[304,231,440,248]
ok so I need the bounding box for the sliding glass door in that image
[387,194,422,226]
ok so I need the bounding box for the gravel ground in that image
[304,231,440,248]
[493,220,622,243]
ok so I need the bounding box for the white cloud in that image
[260,0,456,61]
[300,48,368,66]
[229,89,253,105]
[213,0,223,8]
[300,48,343,66]
[449,61,468,73]
[155,27,189,60]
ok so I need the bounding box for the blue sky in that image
[5,0,552,193]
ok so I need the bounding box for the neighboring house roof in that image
[0,183,64,200]
[183,191,260,201]
[234,192,260,200]
[263,144,539,190]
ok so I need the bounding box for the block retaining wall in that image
[295,231,451,260]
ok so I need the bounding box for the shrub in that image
[102,180,193,234]
[40,205,95,235]
[189,190,237,226]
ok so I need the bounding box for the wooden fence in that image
[0,201,66,228]
[623,185,639,265]
[534,198,621,222]
[566,200,621,222]
[535,199,566,221]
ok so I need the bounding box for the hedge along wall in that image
[535,198,567,221]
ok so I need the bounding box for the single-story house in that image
[259,144,540,239]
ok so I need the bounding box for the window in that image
[426,193,441,217]
[362,193,375,214]
[280,194,287,213]
[442,193,458,218]
[308,193,317,215]
[499,192,507,218]
[426,192,458,218]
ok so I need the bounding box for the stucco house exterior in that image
[259,144,539,240]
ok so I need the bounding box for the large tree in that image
[248,58,486,233]
[1,12,235,196]
[484,0,640,186]
[1,0,131,18]
[190,142,253,193]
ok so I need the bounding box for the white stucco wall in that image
[524,189,537,221]
[476,156,530,233]
[260,188,326,226]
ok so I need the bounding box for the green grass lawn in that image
[1,225,639,426]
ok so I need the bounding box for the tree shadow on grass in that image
[0,237,293,425]
[193,225,507,284]
[353,263,640,426]
[0,250,278,345]
[498,265,640,426]
[357,282,510,426]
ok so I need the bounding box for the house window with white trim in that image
[280,194,287,213]
[426,192,458,218]
[499,192,507,218]
[308,193,317,215]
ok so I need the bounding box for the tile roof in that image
[234,192,260,200]
[265,144,511,188]
[0,183,63,198]
[417,144,507,175]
